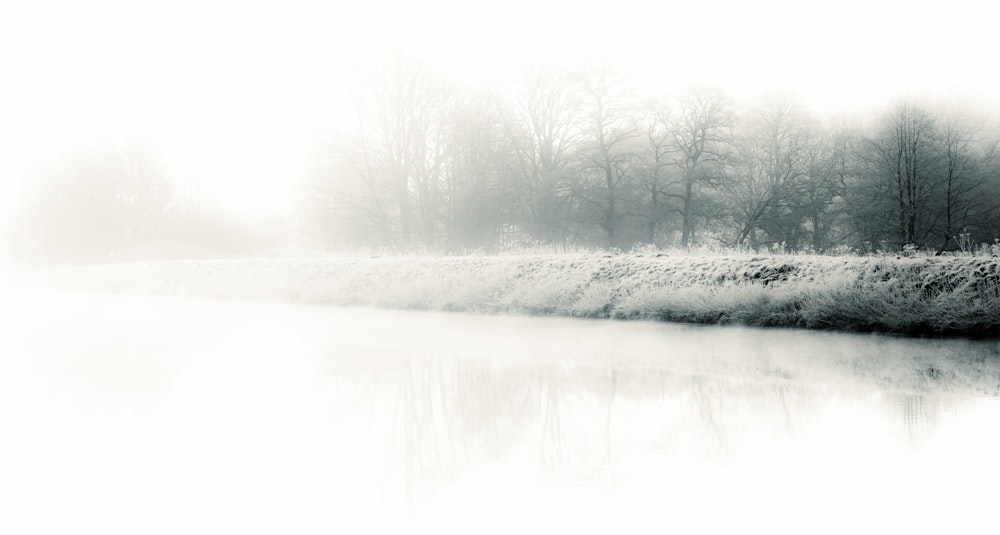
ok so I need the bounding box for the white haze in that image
[2,0,999,241]
[4,5,1000,532]
[3,290,1000,534]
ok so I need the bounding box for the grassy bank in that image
[40,253,1000,336]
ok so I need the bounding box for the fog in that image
[3,4,1000,533]
[3,1,1000,260]
[4,290,1000,534]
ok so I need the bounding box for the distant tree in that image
[636,100,678,246]
[299,57,1000,255]
[376,59,457,248]
[572,67,641,249]
[974,143,1000,241]
[724,95,815,248]
[663,88,734,247]
[308,56,457,251]
[12,136,174,262]
[800,119,859,251]
[497,68,583,246]
[933,109,995,251]
[860,101,943,248]
[441,95,515,252]
[303,130,392,249]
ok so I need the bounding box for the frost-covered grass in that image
[37,253,1000,336]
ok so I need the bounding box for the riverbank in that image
[34,253,1000,336]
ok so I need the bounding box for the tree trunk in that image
[680,173,694,247]
[605,162,616,250]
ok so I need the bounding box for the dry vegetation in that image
[36,252,1000,337]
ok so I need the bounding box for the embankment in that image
[37,254,1000,336]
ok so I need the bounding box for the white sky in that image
[2,0,998,226]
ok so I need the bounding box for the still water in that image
[2,290,1000,534]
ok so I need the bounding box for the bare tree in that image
[497,68,583,246]
[726,95,815,248]
[935,110,994,251]
[11,136,175,262]
[574,67,641,250]
[637,100,676,245]
[860,102,944,248]
[662,88,733,247]
[312,55,457,250]
[304,128,392,249]
[800,119,859,251]
[441,95,515,252]
[378,59,457,247]
[300,65,1000,254]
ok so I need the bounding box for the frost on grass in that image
[40,253,1000,336]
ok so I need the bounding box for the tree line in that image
[10,60,1000,264]
[306,60,1000,254]
[8,136,268,263]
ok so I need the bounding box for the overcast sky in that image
[2,0,998,227]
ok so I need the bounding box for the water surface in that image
[2,290,999,534]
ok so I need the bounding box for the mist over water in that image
[3,290,998,534]
[5,4,1000,534]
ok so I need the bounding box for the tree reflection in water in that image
[322,328,995,505]
[6,294,1000,534]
